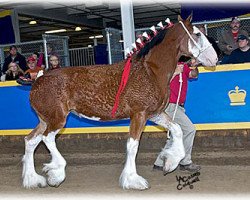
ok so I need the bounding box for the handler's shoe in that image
[179,163,201,173]
[152,165,163,171]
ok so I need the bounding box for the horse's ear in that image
[178,15,183,21]
[186,13,193,22]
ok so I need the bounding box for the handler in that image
[153,60,201,173]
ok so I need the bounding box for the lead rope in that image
[166,21,195,139]
[167,71,183,139]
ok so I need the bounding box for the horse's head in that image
[178,15,218,67]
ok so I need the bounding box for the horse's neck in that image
[144,39,180,96]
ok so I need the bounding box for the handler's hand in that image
[175,64,184,75]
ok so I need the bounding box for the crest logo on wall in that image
[228,86,246,106]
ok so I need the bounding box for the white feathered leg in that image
[150,112,185,174]
[119,137,149,190]
[161,123,185,174]
[22,135,47,188]
[42,130,66,187]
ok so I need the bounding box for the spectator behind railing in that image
[16,54,59,85]
[222,35,250,64]
[197,24,221,58]
[2,62,24,81]
[218,17,249,64]
[24,56,44,80]
[49,54,61,70]
[1,45,27,74]
[31,52,39,66]
[38,43,56,68]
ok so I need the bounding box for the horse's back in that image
[30,62,164,122]
[30,65,124,121]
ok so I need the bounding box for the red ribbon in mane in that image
[111,56,132,118]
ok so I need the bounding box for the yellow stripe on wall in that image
[0,81,20,87]
[0,10,12,18]
[1,63,250,88]
[198,63,250,73]
[1,122,250,136]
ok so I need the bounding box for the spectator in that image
[5,62,24,81]
[37,53,45,68]
[32,52,39,60]
[32,52,39,63]
[223,34,250,64]
[49,54,61,70]
[197,24,221,58]
[24,56,43,80]
[39,43,56,68]
[2,45,27,74]
[32,52,45,68]
[218,17,249,64]
[47,43,55,56]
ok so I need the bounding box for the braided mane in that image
[136,29,168,58]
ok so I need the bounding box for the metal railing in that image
[69,47,95,66]
[105,17,250,64]
[0,35,70,71]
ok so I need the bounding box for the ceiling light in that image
[95,35,103,38]
[29,20,37,25]
[45,29,67,34]
[89,35,103,39]
[75,26,81,31]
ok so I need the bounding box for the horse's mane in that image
[136,29,168,59]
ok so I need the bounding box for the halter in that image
[179,21,212,58]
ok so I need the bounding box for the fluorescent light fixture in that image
[75,26,81,31]
[87,45,92,47]
[45,29,67,34]
[29,20,37,25]
[95,35,103,38]
[89,35,103,39]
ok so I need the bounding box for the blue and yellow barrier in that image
[0,63,250,136]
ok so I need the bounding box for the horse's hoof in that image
[163,170,170,176]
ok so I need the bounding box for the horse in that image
[22,15,218,190]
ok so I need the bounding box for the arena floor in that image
[0,148,250,199]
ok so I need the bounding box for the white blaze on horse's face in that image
[188,26,218,67]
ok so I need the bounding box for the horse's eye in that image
[195,33,201,37]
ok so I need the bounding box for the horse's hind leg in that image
[119,112,149,190]
[42,129,66,187]
[22,118,47,188]
[42,110,67,187]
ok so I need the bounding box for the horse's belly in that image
[71,110,101,121]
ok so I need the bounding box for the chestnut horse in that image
[22,15,217,190]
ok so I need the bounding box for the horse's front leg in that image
[149,112,185,175]
[119,111,149,190]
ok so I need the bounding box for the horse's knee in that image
[24,134,43,152]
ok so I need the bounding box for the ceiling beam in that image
[14,6,104,29]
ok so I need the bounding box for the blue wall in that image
[0,66,249,132]
[185,70,250,123]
